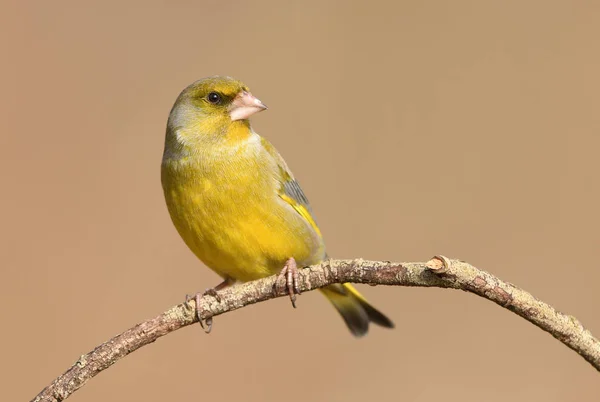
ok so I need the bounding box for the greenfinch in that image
[161,76,393,336]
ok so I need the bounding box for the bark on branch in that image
[31,257,600,402]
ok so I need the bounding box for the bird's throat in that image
[224,120,254,144]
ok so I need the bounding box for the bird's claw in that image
[203,287,222,303]
[274,257,301,308]
[183,278,232,335]
[184,292,214,333]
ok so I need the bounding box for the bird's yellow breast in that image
[161,137,324,282]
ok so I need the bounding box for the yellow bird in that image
[161,76,393,336]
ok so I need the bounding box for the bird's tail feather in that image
[320,283,394,337]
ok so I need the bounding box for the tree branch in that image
[31,257,600,402]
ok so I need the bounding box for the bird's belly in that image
[163,172,323,282]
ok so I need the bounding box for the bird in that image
[161,76,394,336]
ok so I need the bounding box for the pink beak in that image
[229,91,267,121]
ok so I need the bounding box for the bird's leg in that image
[275,257,302,308]
[185,277,234,334]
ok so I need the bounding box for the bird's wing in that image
[260,136,322,238]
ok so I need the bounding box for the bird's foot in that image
[274,257,302,308]
[184,292,213,333]
[202,287,222,303]
[184,278,232,334]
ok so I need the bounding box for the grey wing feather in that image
[283,179,314,214]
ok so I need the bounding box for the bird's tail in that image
[320,283,394,337]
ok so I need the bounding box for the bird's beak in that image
[229,91,267,121]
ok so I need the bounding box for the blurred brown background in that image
[2,1,600,401]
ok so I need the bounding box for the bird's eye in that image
[207,92,221,104]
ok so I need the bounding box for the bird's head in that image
[166,76,267,149]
